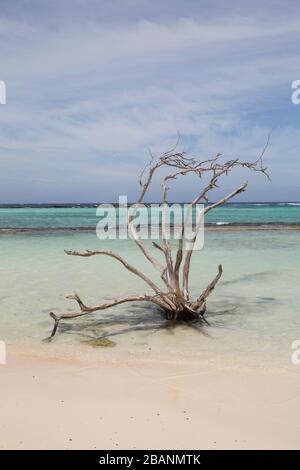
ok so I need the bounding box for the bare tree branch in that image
[48,135,270,338]
[65,249,162,294]
[192,264,223,311]
[48,294,163,341]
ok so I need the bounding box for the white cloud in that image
[0,3,300,201]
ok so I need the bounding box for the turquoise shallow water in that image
[1,203,300,229]
[0,226,300,365]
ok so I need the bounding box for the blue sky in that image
[0,0,300,202]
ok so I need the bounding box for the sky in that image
[0,0,300,203]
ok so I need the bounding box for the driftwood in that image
[48,137,269,339]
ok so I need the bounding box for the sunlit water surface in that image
[1,229,299,366]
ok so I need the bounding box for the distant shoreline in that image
[0,202,300,208]
[1,223,300,234]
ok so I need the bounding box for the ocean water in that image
[1,204,300,366]
[0,202,300,229]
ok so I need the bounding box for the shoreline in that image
[1,223,300,234]
[1,344,300,450]
[1,202,300,208]
[4,341,293,369]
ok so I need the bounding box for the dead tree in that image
[49,138,269,339]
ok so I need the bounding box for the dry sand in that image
[1,344,300,450]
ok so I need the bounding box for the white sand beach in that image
[1,345,300,450]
